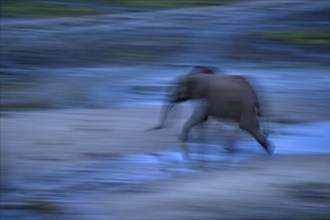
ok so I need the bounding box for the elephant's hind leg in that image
[245,126,272,154]
[239,111,273,154]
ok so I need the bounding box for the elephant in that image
[148,66,272,155]
[175,73,272,154]
[146,66,217,131]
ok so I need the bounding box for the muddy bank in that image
[4,155,329,220]
[87,155,329,220]
[1,107,329,219]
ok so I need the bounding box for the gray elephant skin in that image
[149,67,273,155]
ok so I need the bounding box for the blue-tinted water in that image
[1,119,329,219]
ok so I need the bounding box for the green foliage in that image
[297,217,330,220]
[2,201,63,213]
[1,0,241,17]
[1,1,103,17]
[111,48,151,58]
[262,30,330,47]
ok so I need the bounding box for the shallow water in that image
[1,120,328,219]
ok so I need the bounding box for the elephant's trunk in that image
[145,102,175,131]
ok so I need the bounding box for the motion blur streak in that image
[1,0,329,219]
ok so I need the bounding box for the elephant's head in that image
[146,66,215,131]
[168,66,216,104]
[187,66,215,75]
[174,74,209,103]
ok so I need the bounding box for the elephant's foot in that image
[177,132,188,142]
[262,129,269,139]
[180,143,190,160]
[223,138,238,153]
[262,140,274,155]
[144,124,165,132]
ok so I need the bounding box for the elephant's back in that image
[209,75,257,99]
[206,75,259,119]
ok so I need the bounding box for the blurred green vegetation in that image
[2,201,63,213]
[1,0,239,17]
[1,0,104,17]
[262,30,330,47]
[298,217,330,220]
[101,0,231,8]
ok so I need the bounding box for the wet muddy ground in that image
[1,108,329,219]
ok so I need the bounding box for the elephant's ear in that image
[186,77,196,91]
[185,76,208,99]
[185,77,199,96]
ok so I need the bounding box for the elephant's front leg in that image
[179,108,208,142]
[179,112,208,160]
